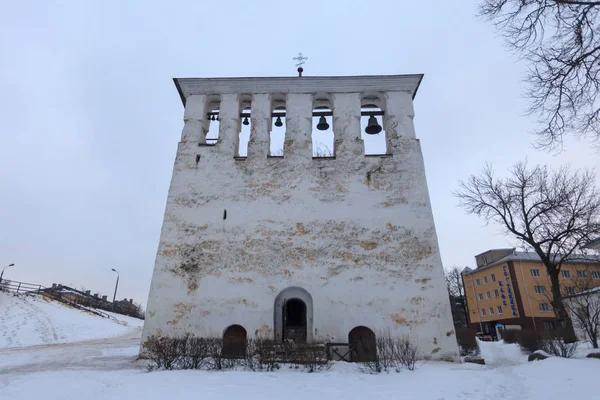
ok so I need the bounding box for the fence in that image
[0,279,45,293]
[0,279,118,320]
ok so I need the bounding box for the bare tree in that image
[562,276,600,348]
[445,267,470,327]
[479,1,600,149]
[455,162,600,336]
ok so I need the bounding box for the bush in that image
[539,337,578,358]
[290,343,330,373]
[516,330,542,354]
[502,329,519,344]
[360,334,419,373]
[456,328,480,356]
[142,335,185,370]
[143,335,331,372]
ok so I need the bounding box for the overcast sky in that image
[1,1,597,306]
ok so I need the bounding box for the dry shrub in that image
[244,337,280,371]
[516,330,542,354]
[143,335,331,372]
[142,335,184,370]
[539,335,578,358]
[502,329,519,344]
[291,343,330,373]
[360,334,419,373]
[456,328,480,356]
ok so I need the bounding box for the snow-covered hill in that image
[0,291,143,348]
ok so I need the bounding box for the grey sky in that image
[1,1,598,306]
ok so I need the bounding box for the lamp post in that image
[0,263,15,285]
[111,268,119,312]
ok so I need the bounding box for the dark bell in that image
[243,116,249,126]
[210,115,216,121]
[365,115,382,135]
[316,116,329,131]
[274,116,283,127]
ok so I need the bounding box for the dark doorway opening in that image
[283,298,307,343]
[222,324,247,358]
[348,326,376,362]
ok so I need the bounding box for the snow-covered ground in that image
[0,294,598,400]
[0,291,142,348]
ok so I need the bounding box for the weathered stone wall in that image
[142,79,459,361]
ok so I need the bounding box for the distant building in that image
[462,248,600,338]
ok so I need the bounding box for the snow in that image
[0,297,598,400]
[0,291,142,348]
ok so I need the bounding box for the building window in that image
[494,289,499,298]
[592,271,600,279]
[481,309,487,316]
[539,303,551,312]
[489,307,495,315]
[485,292,491,299]
[490,274,496,282]
[534,285,546,294]
[562,270,571,278]
[483,276,488,284]
[478,293,483,301]
[531,269,541,277]
[497,306,503,314]
[476,279,480,286]
[543,321,555,331]
[577,271,587,278]
[566,286,576,296]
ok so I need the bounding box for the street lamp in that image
[0,263,15,284]
[111,268,119,312]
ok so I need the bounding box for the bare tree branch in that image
[479,0,600,150]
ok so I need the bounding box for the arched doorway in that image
[222,324,247,358]
[283,298,307,342]
[349,326,376,362]
[273,287,313,343]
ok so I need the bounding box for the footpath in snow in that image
[0,294,598,400]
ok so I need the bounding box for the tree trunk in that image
[549,270,576,342]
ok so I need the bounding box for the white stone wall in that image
[142,78,460,361]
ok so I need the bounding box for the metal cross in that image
[293,52,308,68]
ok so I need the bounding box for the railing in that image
[0,279,117,321]
[0,279,45,293]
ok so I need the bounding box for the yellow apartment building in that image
[462,248,600,338]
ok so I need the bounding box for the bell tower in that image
[141,73,460,361]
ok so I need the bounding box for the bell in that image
[274,116,283,127]
[365,115,382,135]
[211,115,216,121]
[316,116,329,131]
[243,116,249,126]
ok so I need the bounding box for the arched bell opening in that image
[222,324,247,359]
[237,98,252,157]
[360,94,387,155]
[205,97,221,145]
[269,95,286,157]
[312,95,334,158]
[348,326,377,362]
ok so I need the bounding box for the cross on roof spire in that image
[293,52,308,77]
